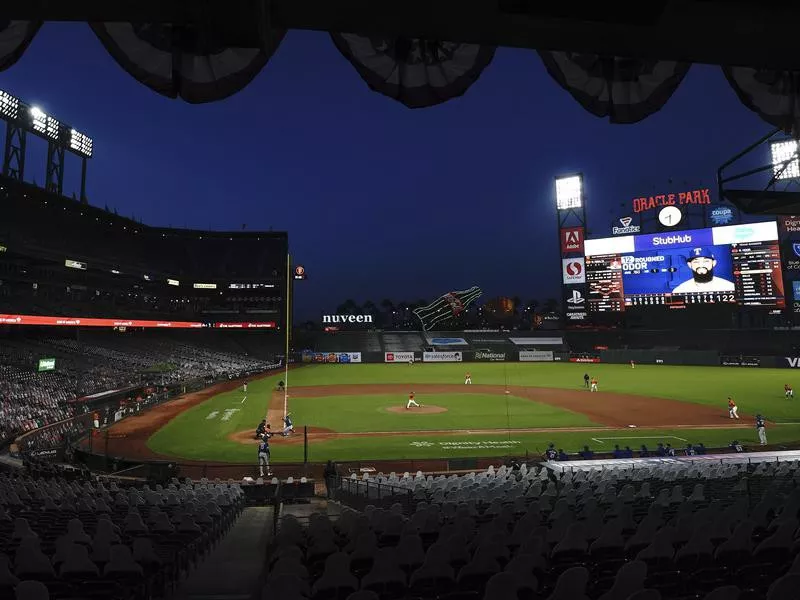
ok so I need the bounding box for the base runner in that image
[465,371,472,385]
[728,397,739,419]
[406,392,420,409]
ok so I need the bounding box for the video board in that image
[583,221,785,312]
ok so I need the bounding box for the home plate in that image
[628,424,637,428]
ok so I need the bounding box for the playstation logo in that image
[566,290,585,305]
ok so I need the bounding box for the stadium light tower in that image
[0,89,94,202]
[554,172,589,324]
[555,174,583,210]
[770,139,800,182]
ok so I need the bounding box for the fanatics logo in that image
[619,217,633,227]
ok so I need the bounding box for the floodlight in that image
[69,128,93,158]
[770,139,800,180]
[30,106,46,134]
[555,174,583,210]
[0,90,20,120]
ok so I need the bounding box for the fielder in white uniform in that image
[464,372,472,385]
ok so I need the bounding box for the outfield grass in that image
[146,362,800,463]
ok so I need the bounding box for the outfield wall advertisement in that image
[473,351,507,362]
[384,352,416,363]
[518,350,554,362]
[423,351,463,362]
[302,352,362,363]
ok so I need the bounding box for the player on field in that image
[583,373,590,388]
[465,371,472,385]
[258,428,273,477]
[590,377,598,392]
[785,384,794,399]
[406,392,420,409]
[281,413,294,437]
[243,380,248,393]
[630,360,635,369]
[728,397,739,419]
[756,414,767,445]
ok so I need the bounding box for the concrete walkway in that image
[177,506,274,600]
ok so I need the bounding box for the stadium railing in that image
[328,474,414,514]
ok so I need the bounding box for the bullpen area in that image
[94,362,800,464]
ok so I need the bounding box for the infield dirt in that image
[97,381,750,461]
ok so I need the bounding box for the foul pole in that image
[284,252,291,419]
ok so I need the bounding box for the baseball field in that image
[99,362,800,464]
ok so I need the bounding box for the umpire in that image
[756,414,767,446]
[258,427,272,477]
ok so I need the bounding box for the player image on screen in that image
[672,247,736,294]
[584,221,785,311]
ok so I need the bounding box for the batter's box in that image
[590,435,688,445]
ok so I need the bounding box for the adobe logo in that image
[560,227,584,254]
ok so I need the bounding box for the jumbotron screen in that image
[583,221,785,311]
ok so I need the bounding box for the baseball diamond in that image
[90,361,800,464]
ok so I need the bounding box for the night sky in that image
[0,24,774,320]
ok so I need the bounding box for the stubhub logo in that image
[635,228,712,252]
[652,234,693,246]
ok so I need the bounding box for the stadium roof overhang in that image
[723,190,800,216]
[12,0,800,70]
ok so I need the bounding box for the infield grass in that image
[146,362,800,462]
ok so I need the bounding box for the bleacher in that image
[382,333,426,352]
[265,458,800,600]
[0,469,244,600]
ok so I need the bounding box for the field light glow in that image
[556,174,583,210]
[771,140,800,180]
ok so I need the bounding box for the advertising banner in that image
[385,352,416,363]
[303,351,362,363]
[423,351,463,362]
[720,356,761,367]
[612,216,641,235]
[784,357,800,368]
[427,337,468,346]
[509,337,563,346]
[563,286,588,322]
[473,351,507,362]
[562,258,586,284]
[569,356,601,363]
[518,350,554,362]
[560,227,585,254]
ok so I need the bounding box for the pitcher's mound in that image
[386,405,448,415]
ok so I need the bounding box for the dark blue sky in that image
[0,24,773,320]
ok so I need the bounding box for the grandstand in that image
[0,177,287,324]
